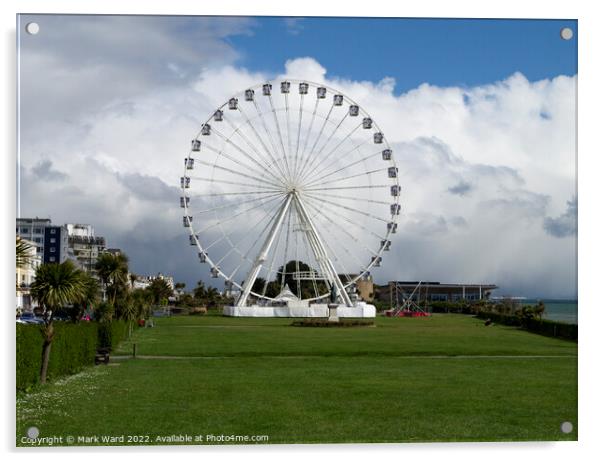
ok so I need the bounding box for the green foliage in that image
[97,321,128,351]
[95,252,129,306]
[16,323,44,391]
[30,260,87,313]
[476,311,577,340]
[17,322,97,391]
[147,278,173,305]
[16,237,34,269]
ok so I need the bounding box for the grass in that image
[16,314,577,445]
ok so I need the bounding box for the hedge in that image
[16,320,128,392]
[97,320,128,351]
[476,312,577,340]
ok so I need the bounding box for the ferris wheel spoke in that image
[227,205,283,283]
[268,94,293,181]
[202,137,283,189]
[192,192,282,216]
[190,176,283,192]
[296,103,334,184]
[295,99,319,180]
[303,184,390,192]
[194,156,282,190]
[302,191,389,223]
[303,149,383,188]
[304,199,378,272]
[237,104,290,182]
[300,123,365,185]
[292,93,304,185]
[220,117,288,187]
[252,100,291,181]
[305,168,385,189]
[311,218,359,286]
[302,194,386,241]
[191,190,281,198]
[305,190,391,206]
[205,196,279,253]
[197,193,284,234]
[297,112,350,183]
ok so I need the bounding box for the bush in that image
[16,324,44,392]
[17,320,130,392]
[97,320,128,350]
[476,312,577,340]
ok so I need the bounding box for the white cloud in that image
[19,47,577,297]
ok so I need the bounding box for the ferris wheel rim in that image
[181,78,400,302]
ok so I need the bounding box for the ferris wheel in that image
[181,79,400,307]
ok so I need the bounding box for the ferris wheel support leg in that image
[294,193,353,307]
[236,195,293,307]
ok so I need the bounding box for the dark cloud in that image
[31,159,67,182]
[448,180,472,196]
[117,172,179,202]
[543,197,577,238]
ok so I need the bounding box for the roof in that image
[388,281,498,289]
[274,284,299,302]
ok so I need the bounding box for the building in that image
[66,224,106,274]
[133,273,175,290]
[377,281,498,305]
[16,238,42,312]
[17,218,70,264]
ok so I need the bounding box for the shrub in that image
[476,312,577,340]
[17,320,130,391]
[97,320,128,350]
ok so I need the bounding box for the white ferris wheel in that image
[181,79,400,308]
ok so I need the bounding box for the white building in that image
[16,239,42,312]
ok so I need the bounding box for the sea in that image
[521,299,578,325]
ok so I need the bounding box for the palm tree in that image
[16,236,34,269]
[30,261,86,384]
[69,272,100,322]
[95,252,129,306]
[147,278,173,305]
[129,273,137,290]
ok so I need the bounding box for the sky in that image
[17,15,577,298]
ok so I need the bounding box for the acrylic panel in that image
[16,15,577,446]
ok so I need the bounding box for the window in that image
[21,227,29,233]
[49,256,56,262]
[50,238,56,243]
[431,294,448,301]
[36,247,42,253]
[34,237,42,243]
[50,229,56,234]
[50,247,56,253]
[33,228,42,234]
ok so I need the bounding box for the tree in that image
[30,261,86,384]
[68,271,100,322]
[193,280,207,301]
[147,278,173,305]
[16,237,34,269]
[129,273,138,290]
[174,282,186,291]
[95,252,129,306]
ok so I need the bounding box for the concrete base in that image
[223,302,376,318]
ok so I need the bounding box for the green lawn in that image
[16,314,577,445]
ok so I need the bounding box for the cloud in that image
[18,36,577,298]
[448,180,472,196]
[543,197,577,237]
[31,159,67,182]
[283,18,304,35]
